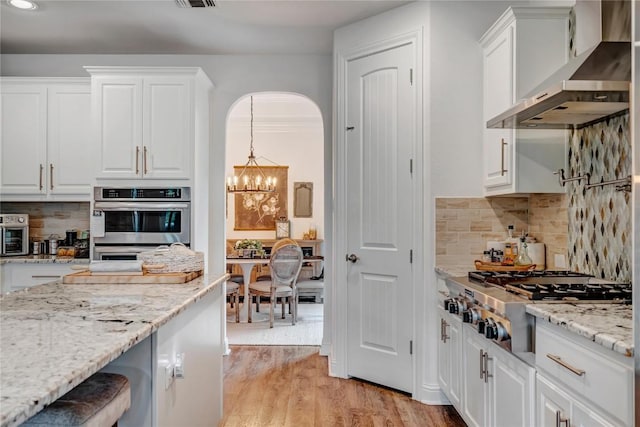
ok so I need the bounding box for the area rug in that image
[226,303,323,346]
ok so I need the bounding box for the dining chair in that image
[226,279,241,323]
[247,240,303,327]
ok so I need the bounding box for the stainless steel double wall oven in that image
[92,187,191,260]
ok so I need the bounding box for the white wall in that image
[225,92,324,241]
[430,1,513,197]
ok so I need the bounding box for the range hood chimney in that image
[487,0,630,130]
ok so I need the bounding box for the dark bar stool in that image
[22,372,130,427]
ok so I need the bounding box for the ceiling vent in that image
[176,0,215,7]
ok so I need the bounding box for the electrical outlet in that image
[554,254,567,269]
[174,353,185,379]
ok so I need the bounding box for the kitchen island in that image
[0,273,228,427]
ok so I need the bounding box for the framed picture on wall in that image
[233,166,288,230]
[293,182,313,218]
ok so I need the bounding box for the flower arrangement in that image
[234,239,263,250]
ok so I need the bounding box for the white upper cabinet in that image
[88,68,197,181]
[0,79,92,201]
[480,7,570,196]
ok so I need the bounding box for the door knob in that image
[346,254,359,263]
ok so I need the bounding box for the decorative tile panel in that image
[567,114,631,281]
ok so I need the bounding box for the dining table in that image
[225,255,324,323]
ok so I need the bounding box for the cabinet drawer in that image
[535,321,632,425]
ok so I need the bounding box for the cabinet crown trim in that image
[479,6,571,46]
[84,66,205,77]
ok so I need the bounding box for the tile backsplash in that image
[0,202,90,242]
[435,196,568,270]
[436,114,631,282]
[566,114,631,282]
[435,197,529,267]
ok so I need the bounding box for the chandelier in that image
[226,96,276,194]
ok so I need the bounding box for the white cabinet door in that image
[438,307,462,409]
[491,344,535,427]
[462,325,488,427]
[448,313,462,410]
[93,74,193,181]
[142,77,192,179]
[0,83,47,195]
[93,76,143,179]
[437,309,452,395]
[572,400,617,427]
[480,7,570,196]
[537,374,572,427]
[483,24,514,189]
[48,84,93,195]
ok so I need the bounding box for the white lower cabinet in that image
[534,321,633,427]
[459,323,535,427]
[437,306,462,410]
[2,263,76,293]
[537,374,614,427]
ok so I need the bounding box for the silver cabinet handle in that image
[135,146,140,175]
[547,354,585,376]
[480,349,485,380]
[143,146,148,175]
[483,351,492,383]
[49,164,54,190]
[39,164,44,190]
[555,410,570,427]
[441,318,449,343]
[500,138,508,176]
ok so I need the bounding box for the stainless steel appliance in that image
[444,271,631,353]
[487,0,631,130]
[0,214,29,256]
[92,187,191,260]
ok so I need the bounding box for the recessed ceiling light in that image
[7,0,38,10]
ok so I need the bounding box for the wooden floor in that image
[222,345,466,427]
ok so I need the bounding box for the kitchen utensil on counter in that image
[65,230,77,246]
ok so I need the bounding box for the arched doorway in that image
[224,92,325,345]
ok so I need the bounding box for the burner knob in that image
[448,301,457,314]
[477,320,485,334]
[484,319,497,339]
[462,311,471,323]
[444,299,451,311]
[485,325,496,340]
[495,322,510,342]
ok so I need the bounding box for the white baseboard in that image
[417,383,451,405]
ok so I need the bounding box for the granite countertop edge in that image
[525,303,633,358]
[0,273,228,427]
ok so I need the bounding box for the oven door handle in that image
[94,202,190,210]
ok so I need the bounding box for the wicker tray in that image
[138,243,204,273]
[474,260,536,272]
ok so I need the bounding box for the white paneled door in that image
[345,42,414,393]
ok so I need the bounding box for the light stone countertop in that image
[0,255,90,265]
[435,265,473,278]
[0,273,227,427]
[526,303,633,357]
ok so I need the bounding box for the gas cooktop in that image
[467,270,631,303]
[468,270,593,286]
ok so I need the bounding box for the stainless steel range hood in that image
[487,0,630,130]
